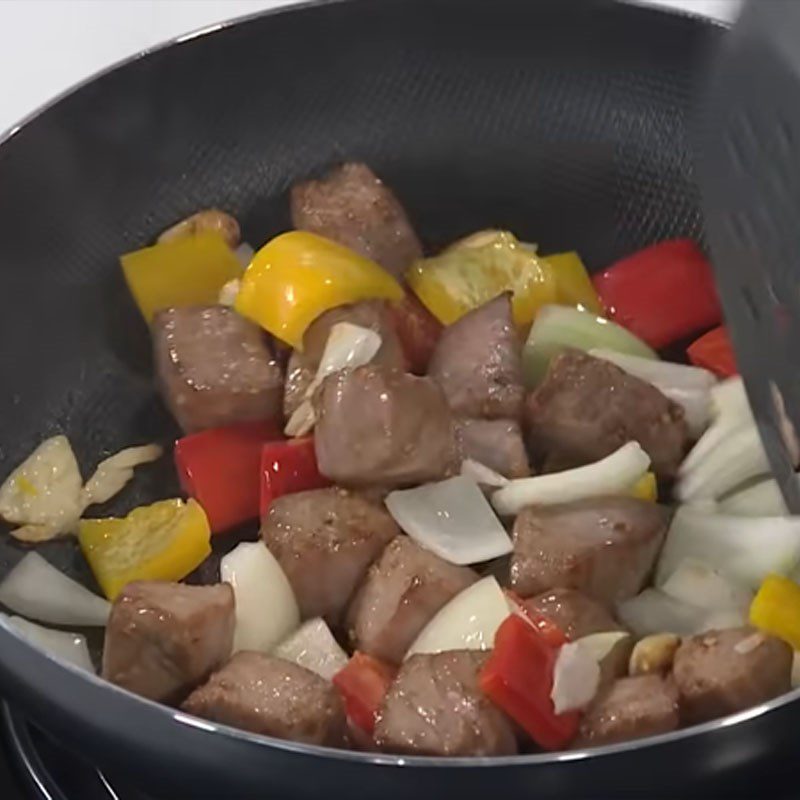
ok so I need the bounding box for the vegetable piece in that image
[718,477,795,517]
[174,419,282,534]
[220,542,300,654]
[660,559,752,613]
[572,631,631,662]
[617,589,708,637]
[543,251,602,314]
[385,476,512,565]
[332,652,397,734]
[628,634,681,676]
[121,233,243,322]
[218,278,241,306]
[78,498,211,600]
[0,552,110,626]
[687,326,738,378]
[407,230,557,327]
[522,305,656,387]
[386,294,442,374]
[629,472,658,502]
[655,507,800,590]
[82,444,163,506]
[551,639,601,714]
[405,576,511,658]
[479,613,578,751]
[592,239,721,349]
[234,243,255,269]
[273,618,348,681]
[1,614,94,672]
[491,441,650,517]
[157,208,241,248]
[749,574,800,650]
[0,435,83,540]
[234,231,403,349]
[285,322,382,437]
[460,458,510,489]
[259,437,329,519]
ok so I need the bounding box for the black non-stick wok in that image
[0,0,794,798]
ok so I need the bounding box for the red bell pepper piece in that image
[259,437,330,519]
[332,652,397,734]
[592,239,721,349]
[687,325,738,377]
[174,419,282,534]
[480,613,578,751]
[388,293,442,374]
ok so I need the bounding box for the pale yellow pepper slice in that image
[235,231,404,349]
[629,472,658,502]
[543,251,603,315]
[750,574,800,649]
[78,498,211,600]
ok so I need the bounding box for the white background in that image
[0,0,741,136]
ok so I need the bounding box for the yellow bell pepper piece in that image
[543,251,603,315]
[234,231,404,349]
[121,233,242,323]
[78,498,211,600]
[407,231,557,327]
[629,472,658,502]
[749,574,800,649]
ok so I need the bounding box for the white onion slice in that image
[491,441,650,517]
[0,553,109,626]
[662,386,712,439]
[1,614,94,672]
[460,459,509,489]
[81,444,163,506]
[285,322,382,437]
[589,349,716,392]
[386,476,512,565]
[655,506,800,590]
[551,639,601,714]
[572,631,631,663]
[718,477,794,517]
[660,558,752,612]
[701,608,748,632]
[218,278,241,306]
[617,589,707,637]
[221,542,300,653]
[273,618,348,680]
[234,242,255,269]
[406,576,511,658]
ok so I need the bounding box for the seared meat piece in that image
[452,418,530,479]
[428,294,524,420]
[182,652,346,746]
[510,497,670,605]
[261,487,398,624]
[347,536,477,663]
[525,350,689,478]
[314,365,453,489]
[153,305,283,433]
[375,650,517,756]
[290,162,423,280]
[577,675,679,747]
[283,300,405,419]
[672,627,792,725]
[102,581,234,703]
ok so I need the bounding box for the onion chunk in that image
[1,614,94,672]
[273,618,348,680]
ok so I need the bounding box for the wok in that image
[0,0,793,797]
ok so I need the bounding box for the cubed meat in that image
[576,675,680,747]
[261,487,398,624]
[283,300,405,419]
[290,162,423,280]
[313,365,453,489]
[102,581,234,703]
[672,627,792,725]
[182,652,346,746]
[347,536,477,663]
[525,350,689,478]
[153,305,283,433]
[374,650,517,756]
[510,497,670,605]
[428,294,525,420]
[452,418,530,479]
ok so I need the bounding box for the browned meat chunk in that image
[577,675,679,747]
[314,365,453,489]
[672,627,792,725]
[283,300,405,419]
[153,306,283,433]
[182,652,346,746]
[428,294,524,420]
[102,581,234,703]
[452,418,530,478]
[291,162,422,280]
[375,651,517,756]
[510,497,670,605]
[525,350,689,478]
[347,536,477,663]
[261,487,398,624]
